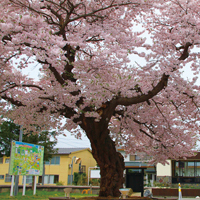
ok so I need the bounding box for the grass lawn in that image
[0,190,98,200]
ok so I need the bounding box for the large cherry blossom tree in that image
[0,0,200,197]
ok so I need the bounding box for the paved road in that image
[182,198,199,200]
[156,197,199,200]
[152,197,199,200]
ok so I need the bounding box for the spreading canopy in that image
[0,0,200,164]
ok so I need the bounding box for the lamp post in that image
[14,125,23,196]
[70,156,81,185]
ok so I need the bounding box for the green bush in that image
[154,181,170,188]
[56,181,64,185]
[89,178,100,186]
[73,172,87,185]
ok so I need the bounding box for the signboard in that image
[90,169,101,178]
[9,141,44,176]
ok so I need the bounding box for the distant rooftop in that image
[56,148,90,154]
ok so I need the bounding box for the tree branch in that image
[0,83,43,94]
[116,73,169,106]
[177,42,192,60]
[1,94,25,107]
[65,1,141,25]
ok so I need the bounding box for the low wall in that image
[152,188,200,197]
[0,185,100,195]
[156,176,172,186]
[2,185,199,197]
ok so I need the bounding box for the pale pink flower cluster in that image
[0,0,199,163]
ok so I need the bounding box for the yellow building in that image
[0,156,13,185]
[0,148,97,186]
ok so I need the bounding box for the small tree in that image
[0,121,20,157]
[0,121,57,159]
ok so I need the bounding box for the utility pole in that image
[70,156,76,185]
[13,125,23,196]
[42,162,45,185]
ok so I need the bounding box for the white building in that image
[156,152,200,185]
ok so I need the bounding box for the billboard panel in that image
[9,141,44,176]
[90,169,101,178]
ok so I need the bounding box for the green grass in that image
[0,190,97,200]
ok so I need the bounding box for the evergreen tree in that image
[0,121,57,161]
[0,121,20,157]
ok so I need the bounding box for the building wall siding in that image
[0,149,97,186]
[156,160,172,176]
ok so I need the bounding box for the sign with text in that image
[9,141,44,176]
[90,169,101,178]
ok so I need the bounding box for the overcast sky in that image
[54,133,91,149]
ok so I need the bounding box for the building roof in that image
[56,148,90,155]
[125,161,155,168]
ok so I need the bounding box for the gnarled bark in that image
[82,118,125,197]
[95,135,124,197]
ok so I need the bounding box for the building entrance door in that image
[126,169,144,197]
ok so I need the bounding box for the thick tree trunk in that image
[79,103,125,197]
[87,128,125,197]
[97,136,124,197]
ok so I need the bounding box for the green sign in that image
[9,141,44,176]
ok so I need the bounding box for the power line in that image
[55,139,91,148]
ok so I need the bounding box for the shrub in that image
[56,181,64,185]
[73,172,87,185]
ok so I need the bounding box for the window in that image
[45,160,50,165]
[196,162,200,177]
[80,165,86,173]
[0,175,4,179]
[130,155,136,161]
[38,176,42,183]
[5,174,12,182]
[135,155,141,160]
[174,161,195,177]
[68,175,72,184]
[185,162,195,177]
[41,175,59,184]
[172,161,200,183]
[45,156,60,165]
[5,158,10,163]
[127,168,142,173]
[50,156,60,165]
[22,176,32,184]
[0,157,3,164]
